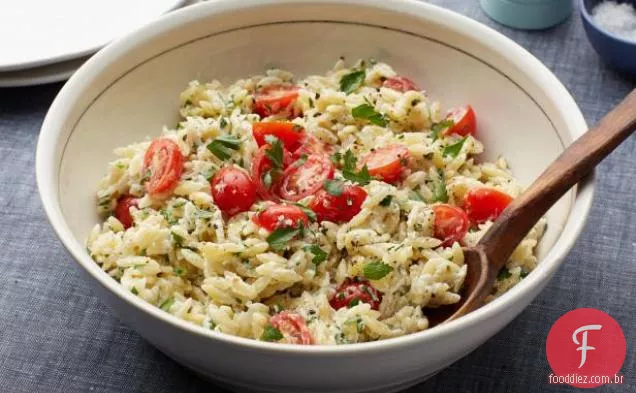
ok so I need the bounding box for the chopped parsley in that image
[497,267,512,281]
[442,137,467,158]
[352,104,387,127]
[171,231,185,247]
[342,149,372,185]
[363,261,394,280]
[207,135,241,160]
[219,117,228,129]
[174,267,186,276]
[261,325,284,342]
[379,195,393,207]
[160,297,175,311]
[348,298,360,308]
[294,203,317,222]
[264,136,284,169]
[324,179,345,196]
[432,170,449,203]
[339,70,366,93]
[520,270,530,279]
[266,225,303,251]
[430,119,455,141]
[131,287,139,295]
[330,151,342,165]
[304,244,328,266]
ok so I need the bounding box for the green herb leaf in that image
[174,267,186,276]
[264,136,284,169]
[442,137,467,158]
[304,244,328,266]
[497,267,512,281]
[352,104,387,127]
[330,151,342,165]
[160,297,175,311]
[261,324,284,342]
[131,287,139,295]
[363,261,394,280]
[294,203,317,222]
[267,227,301,250]
[431,119,455,141]
[340,70,366,93]
[348,298,360,308]
[342,149,372,185]
[520,270,530,279]
[171,231,185,247]
[219,117,228,129]
[432,180,449,203]
[324,179,345,196]
[379,195,393,207]
[409,190,425,202]
[207,135,242,160]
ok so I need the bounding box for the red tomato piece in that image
[309,184,367,223]
[292,134,333,159]
[269,312,314,345]
[277,155,335,201]
[464,188,513,224]
[211,166,258,216]
[253,204,309,231]
[432,204,470,247]
[382,76,419,92]
[329,278,382,311]
[253,85,300,119]
[444,105,477,137]
[143,139,184,197]
[114,196,138,229]
[359,145,409,184]
[250,145,293,201]
[252,121,305,152]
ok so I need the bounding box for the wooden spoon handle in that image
[478,89,636,273]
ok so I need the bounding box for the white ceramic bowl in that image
[36,1,593,392]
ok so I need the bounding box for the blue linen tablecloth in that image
[0,1,634,392]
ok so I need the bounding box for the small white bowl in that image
[36,1,593,392]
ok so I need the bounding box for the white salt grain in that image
[592,1,636,41]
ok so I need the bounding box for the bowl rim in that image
[580,0,636,46]
[36,0,594,354]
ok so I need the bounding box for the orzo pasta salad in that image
[87,59,546,345]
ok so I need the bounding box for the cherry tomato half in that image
[309,184,367,223]
[444,105,477,137]
[114,196,138,229]
[277,155,335,201]
[250,145,293,201]
[269,312,314,345]
[293,134,333,160]
[211,166,257,216]
[252,121,305,153]
[329,278,382,311]
[463,188,513,224]
[143,139,184,197]
[359,145,409,184]
[253,204,309,231]
[382,76,419,92]
[253,85,300,119]
[432,204,470,247]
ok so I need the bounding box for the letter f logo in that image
[572,325,602,368]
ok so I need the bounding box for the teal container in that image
[480,0,573,30]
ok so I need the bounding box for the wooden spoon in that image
[431,89,636,325]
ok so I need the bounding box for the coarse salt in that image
[592,1,636,41]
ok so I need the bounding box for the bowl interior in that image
[58,21,573,260]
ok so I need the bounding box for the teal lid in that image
[480,0,573,30]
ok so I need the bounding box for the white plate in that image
[0,56,88,88]
[0,0,186,72]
